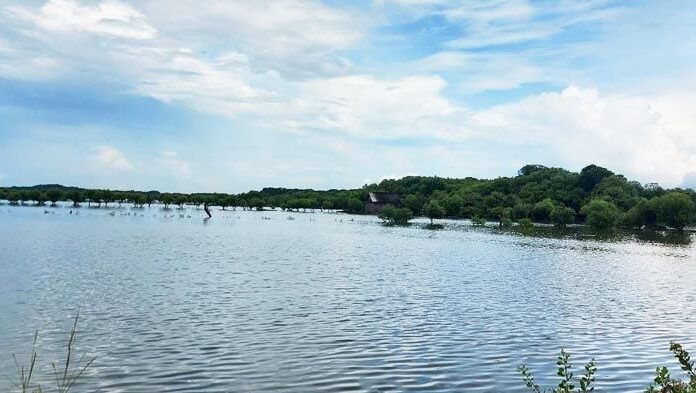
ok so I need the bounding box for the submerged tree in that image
[551,206,576,227]
[581,199,621,230]
[378,207,412,226]
[423,199,445,225]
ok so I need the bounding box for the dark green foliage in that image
[532,198,556,222]
[423,199,445,224]
[551,206,576,227]
[622,198,658,228]
[378,207,412,226]
[471,216,486,226]
[1,164,694,231]
[581,199,621,230]
[499,207,513,228]
[579,164,614,192]
[652,192,696,230]
[517,217,534,229]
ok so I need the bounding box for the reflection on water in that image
[0,204,695,392]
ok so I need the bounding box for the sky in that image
[1,0,695,193]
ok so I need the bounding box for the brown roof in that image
[368,192,401,204]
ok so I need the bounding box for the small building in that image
[364,192,402,214]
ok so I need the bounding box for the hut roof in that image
[368,192,401,204]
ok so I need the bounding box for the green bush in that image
[581,199,621,230]
[517,217,534,229]
[653,192,696,230]
[471,216,486,226]
[377,206,412,226]
[550,206,576,227]
[423,199,446,225]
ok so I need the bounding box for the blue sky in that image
[1,0,695,192]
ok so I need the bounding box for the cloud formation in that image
[0,0,695,191]
[94,146,133,171]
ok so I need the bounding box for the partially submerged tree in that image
[581,199,621,230]
[423,199,445,225]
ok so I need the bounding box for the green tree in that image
[531,198,555,222]
[102,190,114,207]
[513,203,532,219]
[550,206,575,227]
[160,194,173,210]
[322,200,334,211]
[423,199,445,225]
[622,198,657,228]
[47,189,63,207]
[378,207,412,226]
[653,192,696,230]
[346,198,363,213]
[499,207,513,228]
[579,164,614,192]
[581,199,621,230]
[69,191,84,207]
[404,194,426,216]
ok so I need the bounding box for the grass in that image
[12,312,95,393]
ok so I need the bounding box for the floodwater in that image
[1,203,695,392]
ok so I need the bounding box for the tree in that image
[622,198,657,228]
[404,194,426,216]
[378,206,412,226]
[102,190,114,207]
[346,198,363,213]
[531,198,555,222]
[581,199,620,230]
[550,206,575,227]
[47,189,63,207]
[322,200,334,211]
[579,164,614,192]
[69,191,84,207]
[160,194,173,210]
[423,199,445,224]
[518,164,548,177]
[653,192,696,230]
[8,191,19,205]
[512,203,532,219]
[499,207,513,228]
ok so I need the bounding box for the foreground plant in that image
[517,349,596,392]
[519,342,696,393]
[12,313,95,393]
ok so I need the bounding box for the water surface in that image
[1,204,695,392]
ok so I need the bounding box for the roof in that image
[368,192,401,204]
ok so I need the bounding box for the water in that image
[1,204,695,392]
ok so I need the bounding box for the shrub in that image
[519,342,696,393]
[500,207,514,228]
[532,198,556,222]
[550,206,576,227]
[378,206,412,226]
[653,192,696,230]
[581,199,621,230]
[423,199,446,225]
[471,216,486,226]
[517,217,534,229]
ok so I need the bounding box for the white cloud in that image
[475,86,696,186]
[157,151,192,178]
[284,75,462,138]
[93,146,133,171]
[7,0,157,39]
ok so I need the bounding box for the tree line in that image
[1,164,695,230]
